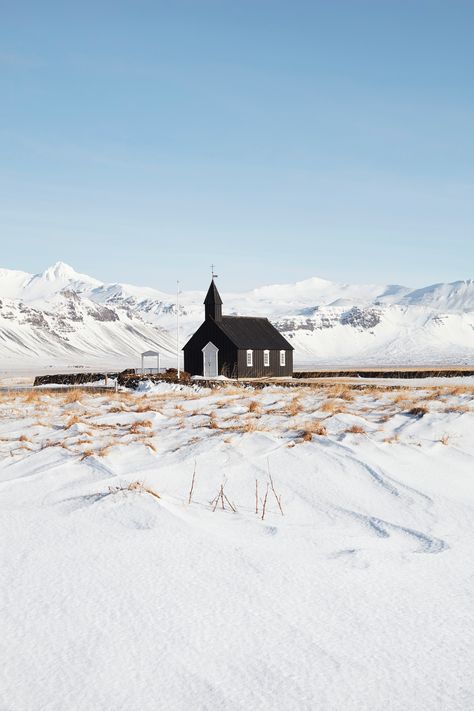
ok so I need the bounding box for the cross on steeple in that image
[210,264,218,279]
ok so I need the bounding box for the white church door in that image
[202,342,219,377]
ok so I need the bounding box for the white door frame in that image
[202,342,219,377]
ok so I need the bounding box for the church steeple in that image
[204,279,223,321]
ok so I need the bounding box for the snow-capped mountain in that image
[0,262,473,369]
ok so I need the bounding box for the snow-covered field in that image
[1,382,474,710]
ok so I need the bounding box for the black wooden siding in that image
[184,319,293,377]
[236,348,293,378]
[183,320,237,377]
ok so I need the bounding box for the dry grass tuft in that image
[446,385,470,396]
[242,418,258,433]
[64,414,82,429]
[75,438,93,447]
[444,404,470,414]
[407,405,429,418]
[423,389,443,401]
[320,399,345,415]
[392,392,411,406]
[345,424,366,434]
[129,419,153,434]
[62,390,83,404]
[300,420,327,440]
[330,386,355,402]
[80,449,94,460]
[286,396,303,417]
[40,439,71,451]
[214,399,228,409]
[21,390,43,404]
[18,434,30,442]
[208,412,219,429]
[248,400,261,413]
[111,480,161,500]
[439,433,450,446]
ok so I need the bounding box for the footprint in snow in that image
[330,548,370,569]
[341,508,448,554]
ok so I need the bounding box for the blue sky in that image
[1,0,473,291]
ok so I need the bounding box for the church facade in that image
[183,280,294,378]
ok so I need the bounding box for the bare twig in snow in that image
[188,461,196,504]
[222,491,237,512]
[267,460,284,516]
[261,483,269,521]
[209,482,237,513]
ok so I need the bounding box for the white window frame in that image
[280,350,286,367]
[246,349,253,367]
[263,350,270,367]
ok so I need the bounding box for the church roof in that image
[216,316,293,350]
[204,279,222,305]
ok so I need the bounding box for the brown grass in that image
[242,418,258,433]
[248,400,261,413]
[62,390,83,404]
[80,449,94,460]
[208,412,219,429]
[21,390,43,404]
[129,419,153,434]
[64,414,82,429]
[407,405,429,418]
[300,420,327,440]
[446,385,473,396]
[320,399,345,415]
[329,386,355,402]
[392,392,411,405]
[423,389,443,401]
[142,440,157,452]
[439,434,450,446]
[345,424,366,434]
[18,434,30,442]
[286,396,303,417]
[40,439,71,451]
[111,480,161,500]
[444,404,470,414]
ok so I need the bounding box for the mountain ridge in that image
[1,262,473,369]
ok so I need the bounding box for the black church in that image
[183,280,294,378]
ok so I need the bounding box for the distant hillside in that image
[0,262,473,369]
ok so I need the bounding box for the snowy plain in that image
[1,381,473,710]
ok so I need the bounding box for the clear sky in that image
[1,0,473,291]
